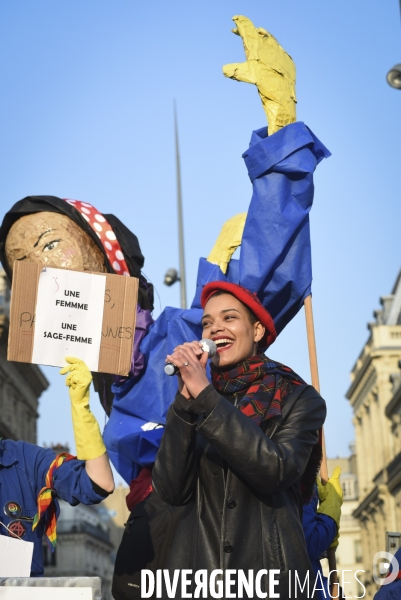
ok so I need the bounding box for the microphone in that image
[164,339,217,376]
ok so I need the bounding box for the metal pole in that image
[174,102,187,309]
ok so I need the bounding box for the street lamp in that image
[164,268,180,286]
[387,64,401,89]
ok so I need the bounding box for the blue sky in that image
[1,1,401,482]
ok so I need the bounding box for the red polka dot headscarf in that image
[65,199,130,276]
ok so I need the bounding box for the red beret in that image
[200,281,277,349]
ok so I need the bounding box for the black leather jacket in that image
[153,383,326,599]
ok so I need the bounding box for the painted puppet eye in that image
[43,239,61,252]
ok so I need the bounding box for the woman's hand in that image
[60,357,92,406]
[166,341,210,400]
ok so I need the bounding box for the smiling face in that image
[201,292,266,369]
[5,212,107,274]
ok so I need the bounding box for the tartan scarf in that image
[210,353,322,503]
[210,353,305,423]
[32,453,76,551]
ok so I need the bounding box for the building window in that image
[354,540,363,563]
[342,477,356,499]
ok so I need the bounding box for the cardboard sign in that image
[8,262,138,376]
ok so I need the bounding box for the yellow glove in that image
[207,213,247,274]
[60,357,106,461]
[223,15,297,135]
[317,466,343,549]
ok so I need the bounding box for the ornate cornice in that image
[386,384,401,419]
[347,325,401,403]
[348,363,377,413]
[353,484,387,520]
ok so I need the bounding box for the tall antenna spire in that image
[174,102,187,309]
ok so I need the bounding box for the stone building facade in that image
[102,483,130,554]
[0,268,48,442]
[43,500,115,600]
[322,454,363,598]
[347,269,401,599]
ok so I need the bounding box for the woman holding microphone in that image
[152,281,326,599]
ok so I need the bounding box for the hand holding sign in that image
[60,357,106,461]
[60,356,92,401]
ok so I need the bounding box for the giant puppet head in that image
[4,211,107,275]
[0,196,151,302]
[0,195,154,413]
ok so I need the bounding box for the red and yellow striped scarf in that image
[32,453,76,550]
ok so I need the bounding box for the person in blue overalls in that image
[0,357,114,576]
[303,468,343,599]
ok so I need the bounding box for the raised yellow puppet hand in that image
[60,357,106,461]
[223,15,296,135]
[317,466,343,549]
[207,213,247,274]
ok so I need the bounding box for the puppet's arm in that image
[207,212,246,274]
[223,15,296,135]
[60,357,114,493]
